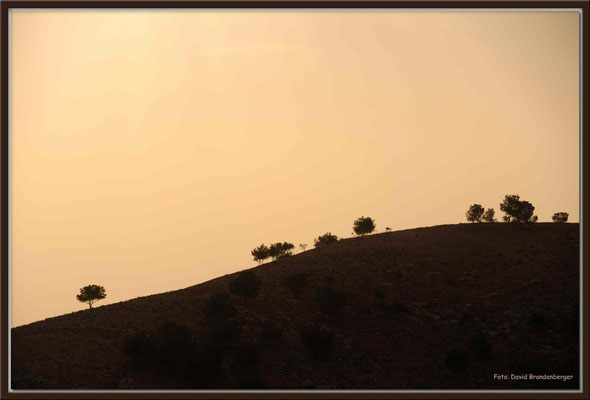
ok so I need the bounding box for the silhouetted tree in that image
[385,227,392,231]
[353,216,376,236]
[228,270,260,298]
[268,242,294,260]
[298,243,308,252]
[76,284,106,309]
[251,244,269,265]
[552,212,569,223]
[466,204,484,223]
[314,232,339,248]
[500,194,537,223]
[482,208,496,223]
[280,242,295,257]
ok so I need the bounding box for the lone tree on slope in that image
[353,216,376,236]
[251,244,270,265]
[314,232,339,248]
[76,284,106,309]
[552,212,569,223]
[466,204,485,223]
[500,194,538,223]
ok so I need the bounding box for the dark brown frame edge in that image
[1,1,588,399]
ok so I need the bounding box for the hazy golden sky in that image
[11,10,580,327]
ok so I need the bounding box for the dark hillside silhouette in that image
[12,223,579,390]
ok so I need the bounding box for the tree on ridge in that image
[76,284,106,309]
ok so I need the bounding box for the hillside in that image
[11,223,580,390]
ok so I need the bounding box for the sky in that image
[10,10,580,327]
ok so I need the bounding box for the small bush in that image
[470,333,492,360]
[300,324,334,357]
[445,348,470,373]
[285,273,306,298]
[203,291,237,320]
[353,216,376,236]
[314,232,339,248]
[316,287,347,316]
[229,270,260,298]
[552,212,569,223]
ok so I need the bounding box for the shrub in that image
[268,242,295,260]
[251,244,269,265]
[353,216,376,236]
[285,273,306,298]
[500,194,537,223]
[229,270,260,298]
[314,232,339,248]
[299,243,308,252]
[316,286,347,316]
[482,208,496,223]
[470,333,492,360]
[203,291,237,320]
[466,204,484,223]
[445,348,470,373]
[552,212,569,223]
[300,324,334,357]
